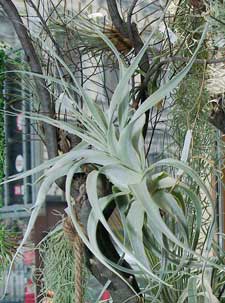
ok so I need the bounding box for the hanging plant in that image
[3,16,225,301]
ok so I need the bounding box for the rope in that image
[63,217,84,303]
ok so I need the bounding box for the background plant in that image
[0,221,19,278]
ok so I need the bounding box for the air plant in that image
[3,14,225,302]
[52,18,132,56]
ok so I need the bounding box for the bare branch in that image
[161,55,225,65]
[127,0,139,24]
[106,0,128,38]
[106,0,149,73]
[25,0,62,55]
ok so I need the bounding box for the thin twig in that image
[128,0,139,22]
[26,0,62,56]
[160,56,225,65]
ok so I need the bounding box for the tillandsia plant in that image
[2,11,225,303]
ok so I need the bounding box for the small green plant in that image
[0,223,17,274]
[39,229,79,302]
[39,227,104,303]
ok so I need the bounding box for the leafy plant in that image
[1,1,225,299]
[0,222,18,274]
[39,227,107,303]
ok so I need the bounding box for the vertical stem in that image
[74,235,84,303]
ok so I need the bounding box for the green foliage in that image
[206,0,225,35]
[169,5,222,251]
[39,228,102,302]
[0,223,17,274]
[171,62,216,175]
[39,230,78,302]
